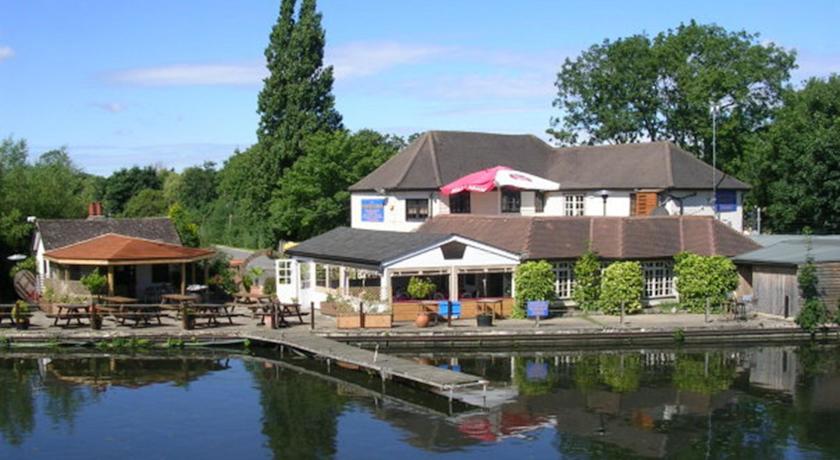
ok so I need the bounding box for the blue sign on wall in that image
[716,190,737,213]
[361,199,386,222]
[526,300,549,318]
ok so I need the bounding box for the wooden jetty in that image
[245,329,488,398]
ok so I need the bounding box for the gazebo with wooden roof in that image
[43,233,215,296]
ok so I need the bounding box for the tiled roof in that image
[43,234,214,263]
[734,238,840,265]
[350,131,749,192]
[286,227,452,269]
[417,215,760,260]
[36,218,181,250]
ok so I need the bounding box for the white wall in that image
[351,192,446,232]
[663,190,743,231]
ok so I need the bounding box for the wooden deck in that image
[245,329,488,394]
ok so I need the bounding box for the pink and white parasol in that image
[439,166,560,196]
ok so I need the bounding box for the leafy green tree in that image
[513,260,556,318]
[121,189,167,217]
[550,21,796,174]
[178,161,218,212]
[103,166,161,215]
[269,130,398,240]
[673,252,739,312]
[573,247,601,311]
[240,0,342,244]
[599,261,644,314]
[747,76,840,233]
[168,203,201,247]
[206,147,267,248]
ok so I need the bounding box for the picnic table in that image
[233,293,275,326]
[47,303,90,327]
[0,304,35,327]
[98,297,166,327]
[475,298,504,318]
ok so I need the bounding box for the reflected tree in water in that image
[672,352,737,395]
[246,362,345,459]
[598,354,642,393]
[0,359,37,445]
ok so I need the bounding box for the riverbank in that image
[0,310,834,348]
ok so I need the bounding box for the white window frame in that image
[299,263,311,290]
[642,261,674,298]
[553,262,575,299]
[277,259,292,285]
[564,194,585,216]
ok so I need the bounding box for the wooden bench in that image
[184,304,242,327]
[100,304,168,327]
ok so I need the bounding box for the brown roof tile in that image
[417,215,760,260]
[351,131,749,192]
[44,234,214,263]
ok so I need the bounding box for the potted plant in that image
[407,277,436,327]
[12,300,30,330]
[81,269,108,330]
[360,290,392,329]
[182,306,196,330]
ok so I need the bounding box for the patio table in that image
[50,304,91,327]
[475,298,504,318]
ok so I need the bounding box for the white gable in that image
[384,236,519,270]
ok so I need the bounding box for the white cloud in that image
[327,41,447,79]
[402,73,555,100]
[107,63,266,86]
[92,102,126,113]
[0,46,14,62]
[793,51,840,82]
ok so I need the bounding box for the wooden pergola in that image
[43,233,215,296]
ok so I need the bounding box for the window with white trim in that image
[277,259,292,284]
[553,262,575,299]
[315,264,327,287]
[535,191,546,213]
[564,194,585,216]
[405,199,429,221]
[299,263,311,289]
[642,261,674,298]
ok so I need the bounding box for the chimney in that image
[87,202,104,220]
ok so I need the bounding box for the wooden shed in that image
[734,236,840,318]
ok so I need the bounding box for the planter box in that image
[320,301,340,317]
[336,314,393,329]
[363,314,392,329]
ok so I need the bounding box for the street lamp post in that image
[599,189,609,216]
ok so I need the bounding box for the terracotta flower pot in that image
[415,312,431,328]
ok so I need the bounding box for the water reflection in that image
[0,354,230,447]
[0,345,838,458]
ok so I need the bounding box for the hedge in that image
[573,248,601,312]
[513,260,555,319]
[599,261,644,315]
[673,252,738,312]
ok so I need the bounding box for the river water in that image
[0,343,839,459]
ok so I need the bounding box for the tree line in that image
[2,4,838,262]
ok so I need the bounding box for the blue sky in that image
[1,0,838,175]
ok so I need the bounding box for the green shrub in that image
[795,241,829,336]
[406,277,436,300]
[599,261,644,315]
[80,269,108,297]
[513,260,556,319]
[573,248,601,311]
[263,277,276,296]
[9,257,35,278]
[673,252,739,312]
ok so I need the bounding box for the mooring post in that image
[373,343,379,363]
[359,301,365,328]
[705,298,710,323]
[620,302,625,325]
[447,300,452,328]
[482,383,488,408]
[310,301,315,330]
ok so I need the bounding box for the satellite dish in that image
[7,254,26,261]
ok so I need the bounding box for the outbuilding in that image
[733,236,840,318]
